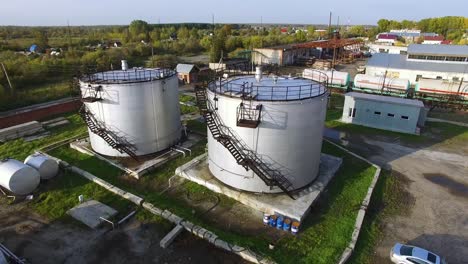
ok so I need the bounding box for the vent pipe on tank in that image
[255,66,262,82]
[121,60,129,71]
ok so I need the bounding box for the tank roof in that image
[209,75,327,101]
[81,68,176,84]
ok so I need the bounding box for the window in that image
[400,245,414,256]
[401,115,409,120]
[387,113,395,117]
[348,108,353,117]
[407,258,429,264]
[453,77,460,82]
[416,75,422,81]
[352,108,356,117]
[400,50,407,55]
[374,111,381,115]
[436,76,442,80]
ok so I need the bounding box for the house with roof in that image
[376,34,398,44]
[176,64,199,84]
[365,44,468,83]
[422,36,445,45]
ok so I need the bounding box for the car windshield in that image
[400,245,414,256]
[427,252,437,263]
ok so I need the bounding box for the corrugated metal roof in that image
[366,53,468,73]
[176,64,196,73]
[346,92,424,107]
[408,44,468,56]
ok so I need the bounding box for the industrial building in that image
[79,61,182,159]
[253,38,363,67]
[365,44,468,84]
[367,44,407,55]
[341,92,426,134]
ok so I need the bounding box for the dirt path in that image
[326,130,468,264]
[0,201,247,264]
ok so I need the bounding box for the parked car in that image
[390,243,447,264]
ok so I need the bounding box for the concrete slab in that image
[160,225,184,248]
[176,153,342,222]
[0,121,44,142]
[69,133,204,179]
[67,200,117,229]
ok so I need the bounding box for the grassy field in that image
[0,79,76,112]
[44,117,377,263]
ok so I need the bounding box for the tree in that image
[129,20,149,39]
[377,19,390,32]
[210,30,227,62]
[348,25,366,37]
[33,30,49,49]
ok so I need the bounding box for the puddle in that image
[424,173,468,198]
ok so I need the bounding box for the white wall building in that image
[368,44,408,55]
[365,44,468,84]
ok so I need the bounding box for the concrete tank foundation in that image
[175,153,342,222]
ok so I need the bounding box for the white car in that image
[390,243,447,264]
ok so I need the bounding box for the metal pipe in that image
[99,217,115,230]
[171,147,186,157]
[117,210,137,226]
[175,146,192,156]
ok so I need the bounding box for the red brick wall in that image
[0,100,82,129]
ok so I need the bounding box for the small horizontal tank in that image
[0,159,40,195]
[24,154,59,180]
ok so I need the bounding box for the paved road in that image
[326,129,468,264]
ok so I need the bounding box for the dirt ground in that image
[325,126,468,264]
[0,201,247,264]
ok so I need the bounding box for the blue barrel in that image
[283,218,291,231]
[263,214,270,225]
[269,215,277,227]
[291,221,300,235]
[276,216,284,230]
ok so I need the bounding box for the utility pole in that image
[1,63,13,92]
[328,12,332,39]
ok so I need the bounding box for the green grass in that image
[348,170,413,264]
[186,119,207,134]
[179,94,195,103]
[0,80,76,112]
[32,170,134,222]
[180,104,198,115]
[0,113,87,160]
[49,136,376,263]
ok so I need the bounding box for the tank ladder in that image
[195,86,295,199]
[81,84,103,103]
[79,105,138,160]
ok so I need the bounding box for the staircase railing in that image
[79,105,138,160]
[195,86,295,199]
[81,85,103,103]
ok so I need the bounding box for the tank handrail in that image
[208,74,328,101]
[81,68,177,84]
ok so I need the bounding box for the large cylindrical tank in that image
[80,67,182,157]
[24,154,59,180]
[207,74,328,193]
[0,159,40,195]
[354,74,410,91]
[303,69,350,87]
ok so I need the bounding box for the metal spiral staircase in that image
[195,86,295,199]
[79,105,138,160]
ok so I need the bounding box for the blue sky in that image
[1,0,467,26]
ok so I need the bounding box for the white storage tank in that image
[206,72,328,193]
[80,63,182,157]
[0,159,40,195]
[303,69,351,88]
[24,154,59,180]
[354,74,410,92]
